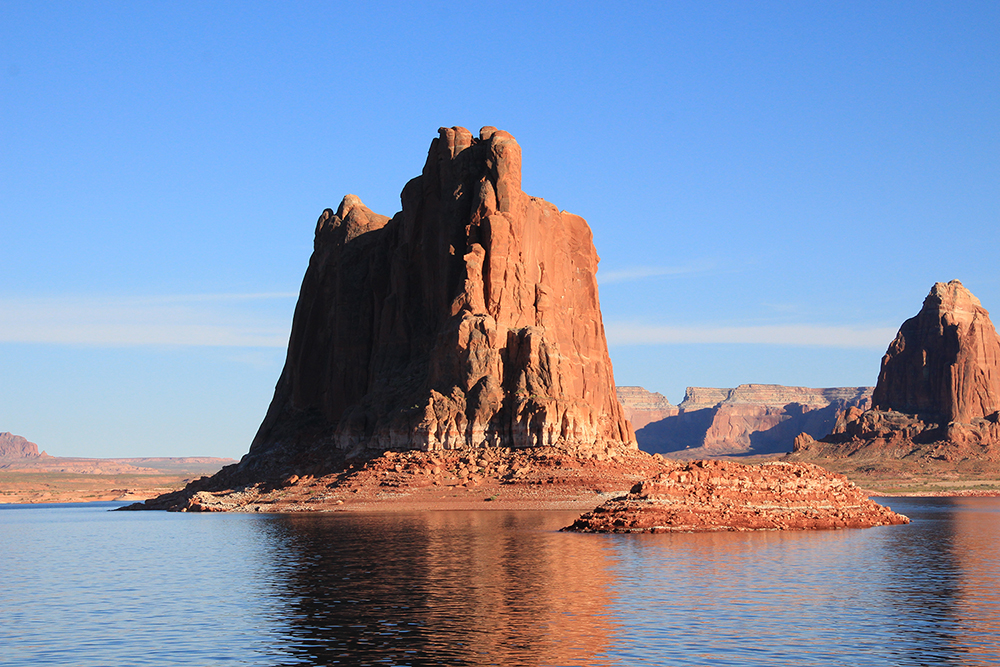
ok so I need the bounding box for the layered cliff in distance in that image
[635,385,872,457]
[792,281,1000,470]
[0,432,45,459]
[563,460,909,533]
[616,386,678,430]
[167,126,635,495]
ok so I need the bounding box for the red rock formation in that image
[0,432,43,459]
[615,386,678,430]
[791,281,1000,464]
[223,126,634,483]
[635,385,872,456]
[872,280,1000,423]
[563,460,909,533]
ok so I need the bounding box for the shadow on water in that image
[258,511,622,666]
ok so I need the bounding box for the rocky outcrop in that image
[872,280,1000,423]
[0,432,44,459]
[615,386,678,430]
[791,281,1000,464]
[179,126,635,490]
[563,460,909,533]
[635,385,872,456]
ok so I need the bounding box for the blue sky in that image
[2,1,997,458]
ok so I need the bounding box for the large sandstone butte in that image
[209,126,634,487]
[792,281,1000,464]
[873,280,1000,423]
[634,384,872,456]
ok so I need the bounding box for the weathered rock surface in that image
[563,460,909,533]
[615,386,678,430]
[791,281,1000,465]
[142,126,634,505]
[635,385,872,456]
[0,432,45,459]
[126,446,674,513]
[873,280,1000,423]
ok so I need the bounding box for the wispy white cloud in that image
[605,322,897,348]
[597,262,714,285]
[0,294,296,347]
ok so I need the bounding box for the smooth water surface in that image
[2,498,999,666]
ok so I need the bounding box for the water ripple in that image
[2,499,999,665]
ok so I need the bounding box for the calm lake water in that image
[2,497,999,666]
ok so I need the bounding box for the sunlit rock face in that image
[791,281,1000,461]
[563,460,910,533]
[0,432,42,459]
[872,280,1000,424]
[241,126,634,477]
[634,385,872,456]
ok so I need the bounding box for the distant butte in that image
[0,432,46,459]
[791,280,1000,467]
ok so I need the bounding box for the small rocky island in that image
[564,460,908,533]
[130,126,909,530]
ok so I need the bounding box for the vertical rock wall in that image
[872,280,1000,423]
[244,126,634,473]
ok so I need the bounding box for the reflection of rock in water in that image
[873,498,963,662]
[928,498,1000,663]
[264,512,621,666]
[874,497,1000,664]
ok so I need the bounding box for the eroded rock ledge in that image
[563,460,909,533]
[127,447,674,512]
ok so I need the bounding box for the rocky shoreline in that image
[122,451,910,535]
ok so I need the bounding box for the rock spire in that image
[872,280,1000,423]
[236,126,634,480]
[790,280,1000,465]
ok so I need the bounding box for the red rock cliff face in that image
[243,126,634,475]
[791,281,1000,463]
[615,386,678,430]
[634,385,872,456]
[872,280,1000,424]
[0,432,42,459]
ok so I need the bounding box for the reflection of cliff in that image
[946,498,1000,661]
[265,512,620,666]
[635,385,872,456]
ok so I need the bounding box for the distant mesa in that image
[615,386,678,430]
[631,384,872,457]
[791,280,1000,463]
[0,432,47,459]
